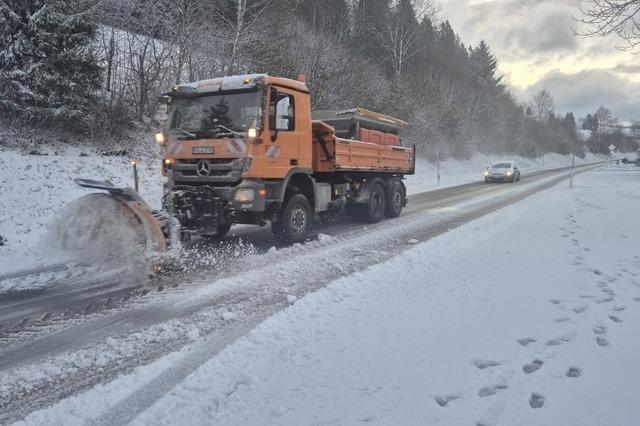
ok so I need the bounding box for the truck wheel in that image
[272,194,317,245]
[384,180,404,218]
[364,183,386,223]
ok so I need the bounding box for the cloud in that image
[522,69,640,121]
[439,0,640,121]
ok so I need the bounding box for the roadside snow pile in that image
[406,152,602,194]
[0,147,163,274]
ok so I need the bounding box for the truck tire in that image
[384,179,404,218]
[272,194,317,245]
[364,183,386,223]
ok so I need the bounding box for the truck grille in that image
[171,158,244,184]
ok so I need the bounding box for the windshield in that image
[491,163,511,169]
[168,91,263,138]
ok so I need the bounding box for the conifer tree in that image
[0,0,101,130]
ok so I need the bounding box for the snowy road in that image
[0,163,607,424]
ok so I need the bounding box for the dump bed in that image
[312,108,407,140]
[312,121,414,174]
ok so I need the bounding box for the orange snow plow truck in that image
[153,74,415,244]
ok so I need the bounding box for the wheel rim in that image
[290,206,307,234]
[372,192,383,214]
[393,190,402,210]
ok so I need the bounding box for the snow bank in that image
[406,152,603,194]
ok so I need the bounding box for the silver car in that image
[484,161,521,183]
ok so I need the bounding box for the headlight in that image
[484,170,490,176]
[234,189,255,203]
[505,170,512,176]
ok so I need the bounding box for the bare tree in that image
[210,0,272,76]
[528,89,555,121]
[378,0,439,77]
[168,0,203,83]
[575,0,640,51]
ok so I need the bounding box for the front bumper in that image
[167,180,267,233]
[485,174,512,181]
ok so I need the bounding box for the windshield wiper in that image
[208,125,245,138]
[173,127,197,138]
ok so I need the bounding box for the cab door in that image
[263,86,303,178]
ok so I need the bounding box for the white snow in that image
[221,311,238,322]
[285,295,297,304]
[14,167,640,425]
[131,167,640,426]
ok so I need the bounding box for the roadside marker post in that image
[436,152,441,186]
[570,152,575,188]
[608,144,616,166]
[131,159,140,193]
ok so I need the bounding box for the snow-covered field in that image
[14,166,640,425]
[406,152,602,194]
[0,146,602,277]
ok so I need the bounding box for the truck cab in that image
[158,74,414,244]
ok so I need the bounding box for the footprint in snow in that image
[613,306,626,312]
[572,305,588,314]
[593,324,607,335]
[608,315,623,323]
[596,336,610,347]
[545,333,575,346]
[595,295,614,304]
[517,337,537,347]
[566,367,582,378]
[634,297,640,303]
[434,393,461,407]
[472,359,501,370]
[523,360,544,374]
[548,298,563,305]
[529,393,546,409]
[478,384,508,398]
[553,316,571,323]
[601,288,615,296]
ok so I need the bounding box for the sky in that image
[438,0,640,122]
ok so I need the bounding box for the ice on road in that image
[16,167,640,426]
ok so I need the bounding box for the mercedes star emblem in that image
[196,160,210,177]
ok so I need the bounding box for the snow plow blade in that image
[66,178,179,269]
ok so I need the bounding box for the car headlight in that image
[484,170,490,176]
[505,171,512,176]
[234,189,255,203]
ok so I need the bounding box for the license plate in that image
[192,146,214,154]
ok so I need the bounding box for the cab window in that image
[270,91,295,131]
